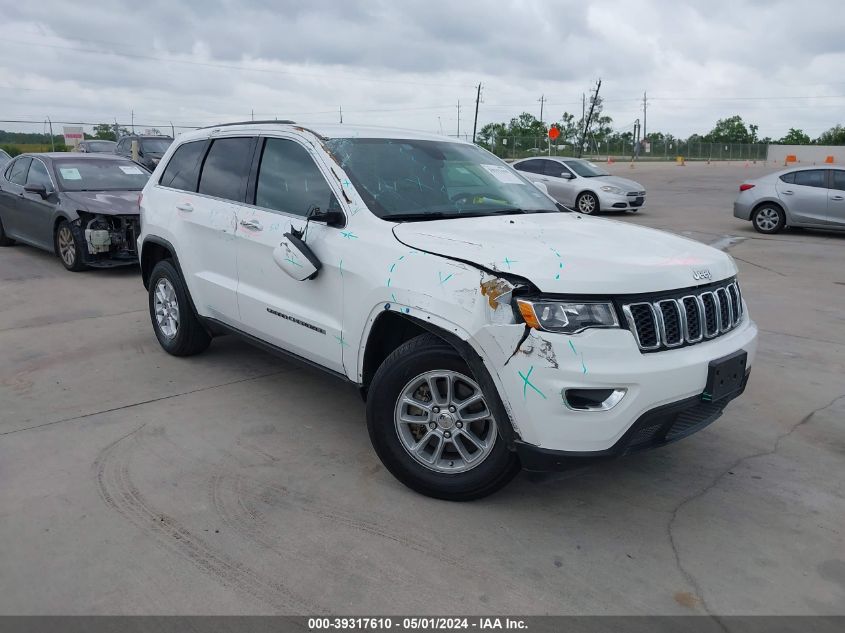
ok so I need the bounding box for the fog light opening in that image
[564,388,627,411]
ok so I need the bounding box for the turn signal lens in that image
[516,299,541,329]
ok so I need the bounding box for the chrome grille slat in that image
[624,281,744,352]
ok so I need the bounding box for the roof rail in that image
[200,119,296,130]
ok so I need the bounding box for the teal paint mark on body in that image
[518,366,546,400]
[438,272,454,285]
[340,231,358,239]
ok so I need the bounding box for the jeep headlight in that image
[516,299,619,334]
[600,185,624,195]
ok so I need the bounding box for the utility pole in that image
[538,94,546,124]
[169,121,175,138]
[456,99,461,138]
[131,109,135,134]
[642,91,647,142]
[577,79,601,158]
[471,83,482,143]
[47,117,55,152]
[251,109,255,121]
[114,118,119,141]
[339,106,343,124]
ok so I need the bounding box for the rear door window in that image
[793,170,826,188]
[197,137,255,202]
[514,159,545,174]
[8,157,31,185]
[159,140,208,192]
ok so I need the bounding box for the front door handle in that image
[831,195,844,201]
[239,219,263,231]
[781,190,794,195]
[176,202,193,212]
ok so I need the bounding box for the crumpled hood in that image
[594,175,644,192]
[64,191,141,216]
[392,213,735,294]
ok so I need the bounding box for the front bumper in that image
[598,190,646,211]
[516,371,749,471]
[476,312,758,454]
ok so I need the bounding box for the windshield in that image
[87,141,116,152]
[326,138,559,220]
[563,159,609,178]
[54,159,150,191]
[140,138,172,153]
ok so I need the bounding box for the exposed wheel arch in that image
[360,310,519,448]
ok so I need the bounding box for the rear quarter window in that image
[159,140,209,192]
[779,172,795,184]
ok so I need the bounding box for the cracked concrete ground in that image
[1,161,843,615]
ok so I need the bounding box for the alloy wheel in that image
[154,278,180,339]
[394,370,497,474]
[57,226,76,266]
[578,193,597,214]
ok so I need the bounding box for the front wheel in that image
[576,191,599,214]
[366,334,520,501]
[55,220,87,271]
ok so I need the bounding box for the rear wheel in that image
[148,259,211,356]
[366,333,520,500]
[55,220,87,271]
[0,216,14,246]
[752,204,785,234]
[576,191,599,215]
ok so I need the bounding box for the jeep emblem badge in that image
[692,268,712,281]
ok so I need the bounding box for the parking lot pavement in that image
[1,161,844,615]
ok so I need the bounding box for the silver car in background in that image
[734,165,845,234]
[0,149,11,168]
[512,156,646,214]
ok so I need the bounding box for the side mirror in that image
[560,172,574,179]
[308,207,346,228]
[24,183,49,199]
[273,232,322,281]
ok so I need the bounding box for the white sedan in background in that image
[513,157,646,214]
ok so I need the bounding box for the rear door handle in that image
[831,195,844,201]
[781,190,794,195]
[176,202,193,212]
[239,219,263,231]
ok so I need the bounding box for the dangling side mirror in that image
[273,232,322,281]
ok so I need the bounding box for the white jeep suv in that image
[138,121,758,500]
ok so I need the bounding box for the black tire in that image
[0,215,14,246]
[54,220,87,271]
[576,191,599,215]
[148,259,211,356]
[366,333,520,501]
[752,203,785,234]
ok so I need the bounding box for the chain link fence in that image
[477,137,769,162]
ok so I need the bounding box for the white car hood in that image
[392,212,735,294]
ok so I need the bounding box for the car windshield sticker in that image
[59,167,82,180]
[481,164,524,184]
[118,165,144,175]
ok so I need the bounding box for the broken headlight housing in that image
[515,298,619,334]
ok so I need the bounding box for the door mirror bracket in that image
[308,207,346,228]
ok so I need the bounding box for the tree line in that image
[477,101,845,154]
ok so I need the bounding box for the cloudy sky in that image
[1,0,843,139]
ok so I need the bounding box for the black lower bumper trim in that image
[516,371,750,471]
